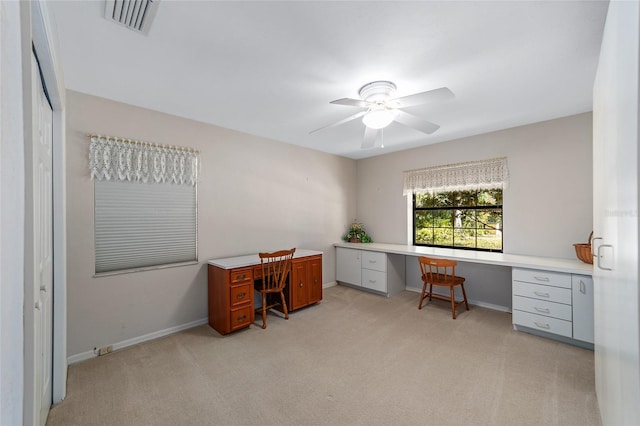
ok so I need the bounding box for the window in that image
[413,189,503,251]
[89,135,199,274]
[403,157,508,252]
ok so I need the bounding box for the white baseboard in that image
[405,285,511,313]
[67,317,208,365]
[323,281,337,289]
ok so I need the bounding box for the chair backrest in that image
[259,248,296,291]
[418,256,458,284]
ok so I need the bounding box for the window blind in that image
[94,180,197,273]
[89,134,199,274]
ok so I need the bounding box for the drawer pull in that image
[368,280,376,284]
[534,321,551,329]
[299,282,303,288]
[236,315,247,322]
[580,280,586,294]
[236,274,246,280]
[533,291,550,298]
[534,276,550,282]
[236,292,246,299]
[534,306,550,314]
[369,260,377,264]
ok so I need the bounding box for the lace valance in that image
[403,157,509,195]
[89,135,199,186]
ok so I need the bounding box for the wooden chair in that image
[255,248,295,329]
[418,256,469,319]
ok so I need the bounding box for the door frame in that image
[30,0,67,409]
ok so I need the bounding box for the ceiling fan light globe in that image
[362,109,396,129]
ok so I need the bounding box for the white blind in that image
[94,180,197,273]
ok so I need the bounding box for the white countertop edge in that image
[208,249,323,269]
[333,242,593,276]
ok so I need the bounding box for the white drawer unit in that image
[362,268,387,293]
[512,310,573,338]
[512,268,594,346]
[512,268,572,288]
[336,247,405,296]
[362,250,387,273]
[512,295,572,321]
[512,281,572,305]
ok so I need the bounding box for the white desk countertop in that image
[208,249,323,270]
[334,242,593,276]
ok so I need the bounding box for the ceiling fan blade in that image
[309,110,367,134]
[393,110,441,135]
[362,126,378,149]
[391,87,454,108]
[330,98,372,108]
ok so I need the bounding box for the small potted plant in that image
[342,221,373,243]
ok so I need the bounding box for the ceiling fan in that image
[311,81,454,149]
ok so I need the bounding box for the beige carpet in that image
[47,285,601,426]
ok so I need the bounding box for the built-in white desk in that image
[334,242,594,348]
[334,242,592,275]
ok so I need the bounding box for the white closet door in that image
[592,1,640,424]
[31,51,53,426]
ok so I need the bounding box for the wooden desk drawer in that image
[362,251,386,273]
[512,268,571,288]
[230,269,252,284]
[512,281,572,305]
[513,310,572,338]
[513,295,572,321]
[229,305,252,331]
[230,283,252,308]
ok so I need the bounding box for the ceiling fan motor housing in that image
[358,81,397,102]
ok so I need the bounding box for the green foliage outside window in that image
[413,189,502,251]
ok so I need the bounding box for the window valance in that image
[89,134,199,186]
[403,157,509,195]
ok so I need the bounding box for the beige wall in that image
[66,91,592,356]
[65,90,356,357]
[356,113,593,259]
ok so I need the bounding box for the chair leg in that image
[280,291,289,320]
[418,281,427,309]
[261,293,267,329]
[428,284,433,301]
[461,283,470,311]
[450,286,456,319]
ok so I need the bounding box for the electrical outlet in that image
[97,345,113,356]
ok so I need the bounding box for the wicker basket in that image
[573,232,593,264]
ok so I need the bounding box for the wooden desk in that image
[207,249,323,335]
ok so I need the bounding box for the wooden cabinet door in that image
[291,260,309,311]
[308,256,322,304]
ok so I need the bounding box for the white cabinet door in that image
[572,275,594,344]
[336,247,361,286]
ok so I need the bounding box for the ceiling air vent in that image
[104,0,160,35]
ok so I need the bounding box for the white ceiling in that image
[49,1,609,159]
